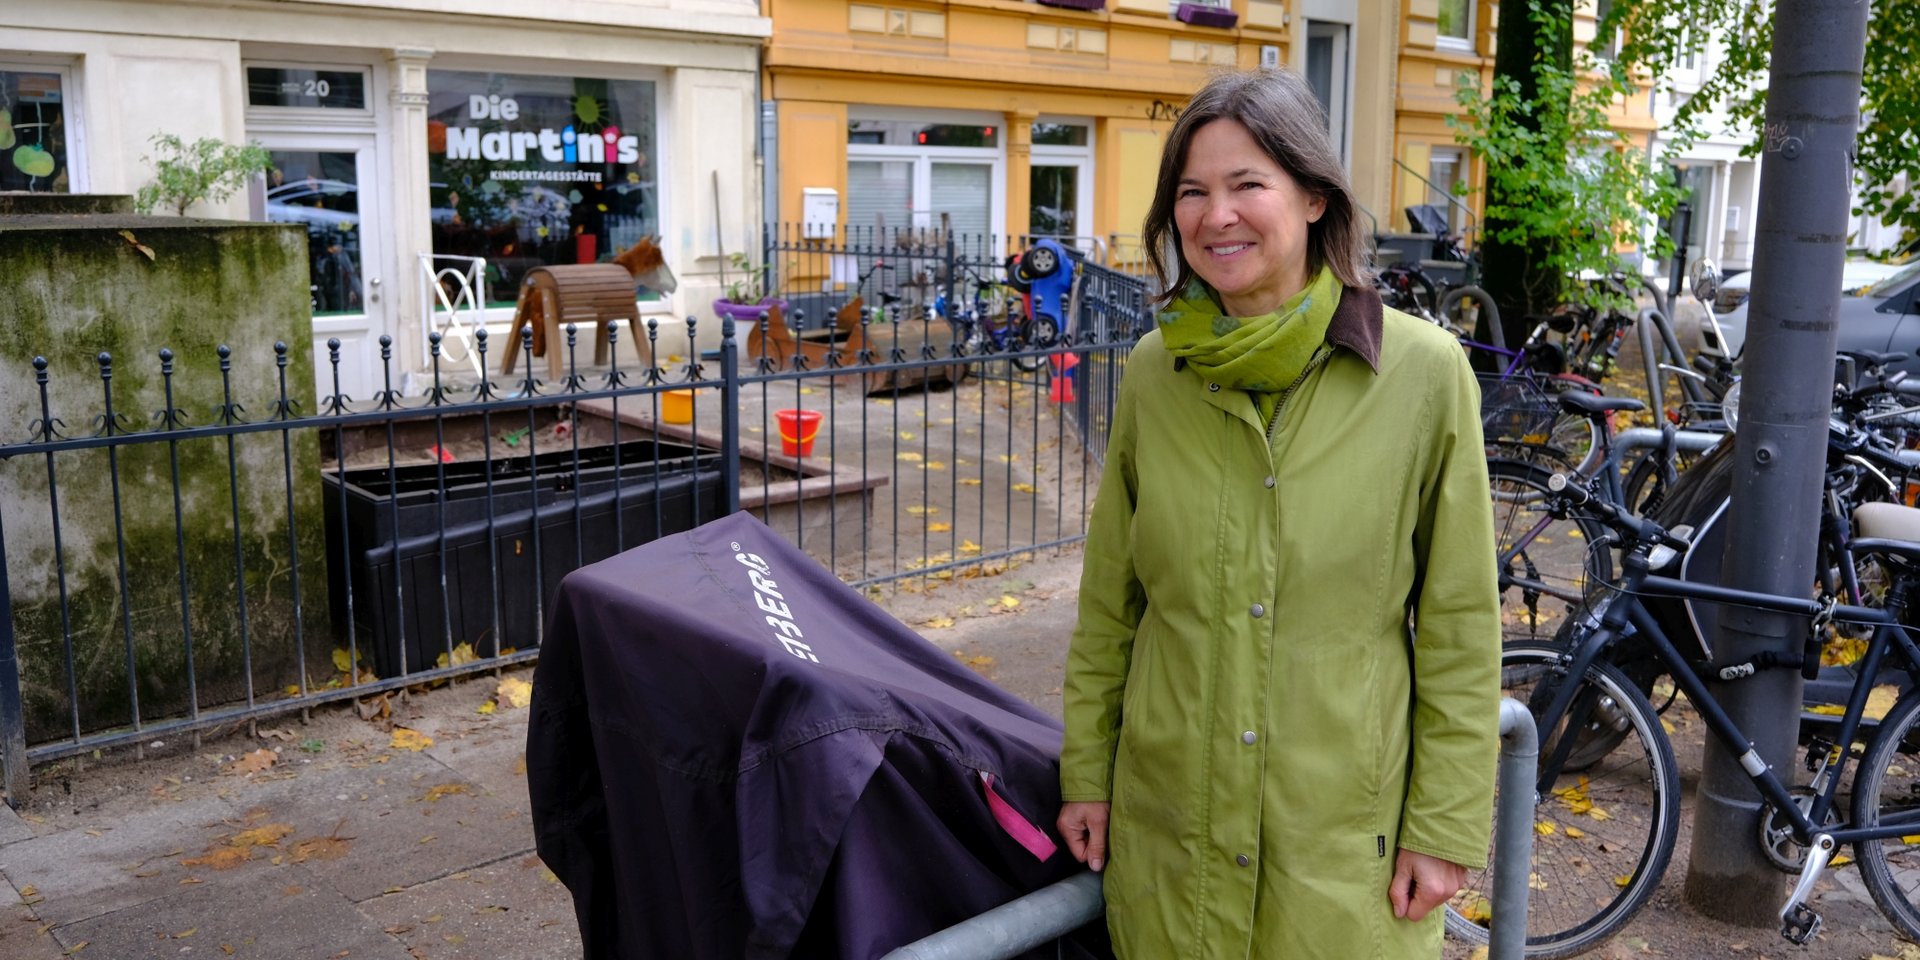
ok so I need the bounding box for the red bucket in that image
[776,408,823,457]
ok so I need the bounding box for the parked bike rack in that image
[878,698,1541,960]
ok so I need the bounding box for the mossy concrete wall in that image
[0,212,327,742]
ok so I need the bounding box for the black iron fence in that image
[0,251,1158,803]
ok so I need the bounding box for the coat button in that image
[1236,854,1251,867]
[1242,731,1257,745]
[1207,382,1221,392]
[1264,476,1275,489]
[1250,603,1265,619]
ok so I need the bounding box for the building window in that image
[1031,120,1091,242]
[425,70,660,307]
[1436,0,1473,49]
[1426,148,1468,234]
[1593,0,1621,61]
[846,112,1003,238]
[1,66,76,193]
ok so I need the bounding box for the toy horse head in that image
[615,236,678,295]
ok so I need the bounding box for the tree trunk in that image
[1481,0,1574,351]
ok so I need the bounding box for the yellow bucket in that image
[661,388,697,424]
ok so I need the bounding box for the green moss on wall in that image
[0,216,331,740]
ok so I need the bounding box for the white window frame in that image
[847,107,1006,239]
[420,55,675,320]
[242,60,376,127]
[1434,0,1476,52]
[1030,117,1093,249]
[0,57,89,193]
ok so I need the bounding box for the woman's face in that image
[1173,118,1326,318]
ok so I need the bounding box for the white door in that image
[249,133,388,407]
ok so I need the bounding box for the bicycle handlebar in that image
[1548,473,1693,552]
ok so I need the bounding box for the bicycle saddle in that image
[1841,349,1910,369]
[1557,392,1645,416]
[1854,502,1920,543]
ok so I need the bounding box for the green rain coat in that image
[1060,286,1499,959]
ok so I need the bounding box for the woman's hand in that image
[1057,801,1110,871]
[1389,849,1467,921]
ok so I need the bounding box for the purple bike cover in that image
[528,512,1109,959]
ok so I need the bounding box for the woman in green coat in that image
[1056,69,1500,959]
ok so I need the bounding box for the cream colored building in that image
[4,0,769,400]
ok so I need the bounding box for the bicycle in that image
[938,264,1055,373]
[1446,443,1920,958]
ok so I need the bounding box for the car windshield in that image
[1864,260,1920,298]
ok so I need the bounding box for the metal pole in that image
[1663,201,1692,320]
[1490,698,1539,960]
[0,514,25,806]
[1683,0,1870,926]
[877,872,1104,960]
[721,316,742,515]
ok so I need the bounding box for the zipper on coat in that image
[1265,344,1333,443]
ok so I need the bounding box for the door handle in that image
[368,277,382,303]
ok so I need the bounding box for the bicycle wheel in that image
[1444,643,1681,959]
[1850,689,1920,941]
[1488,460,1613,646]
[1439,285,1503,349]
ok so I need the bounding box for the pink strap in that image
[980,771,1058,861]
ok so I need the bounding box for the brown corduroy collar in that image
[1326,283,1383,374]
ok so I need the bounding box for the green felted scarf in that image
[1156,266,1342,423]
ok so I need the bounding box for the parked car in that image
[1700,258,1914,361]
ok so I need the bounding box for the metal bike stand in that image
[877,871,1104,960]
[1492,697,1539,960]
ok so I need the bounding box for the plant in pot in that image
[711,251,790,325]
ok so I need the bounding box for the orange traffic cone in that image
[1049,367,1076,404]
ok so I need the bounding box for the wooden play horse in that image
[501,237,678,379]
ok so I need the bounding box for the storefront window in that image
[426,70,658,306]
[1,68,71,193]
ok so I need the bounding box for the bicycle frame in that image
[1536,544,1920,850]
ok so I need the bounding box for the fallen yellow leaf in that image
[1012,483,1039,494]
[959,540,982,554]
[1809,703,1847,716]
[231,824,293,848]
[923,616,957,629]
[999,595,1021,608]
[1564,826,1586,839]
[423,783,470,802]
[929,522,953,533]
[1535,822,1555,836]
[959,478,983,486]
[436,642,480,669]
[906,505,939,516]
[897,452,924,462]
[332,648,355,673]
[1868,684,1901,721]
[476,700,496,716]
[898,431,916,440]
[390,728,434,752]
[1614,874,1632,888]
[497,677,533,710]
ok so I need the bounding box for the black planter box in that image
[322,438,725,678]
[1175,2,1238,26]
[1037,0,1106,10]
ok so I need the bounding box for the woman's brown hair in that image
[1143,69,1372,304]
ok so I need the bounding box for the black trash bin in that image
[322,438,726,678]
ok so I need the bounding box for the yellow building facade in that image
[764,0,1404,261]
[1390,0,1658,239]
[763,0,1656,263]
